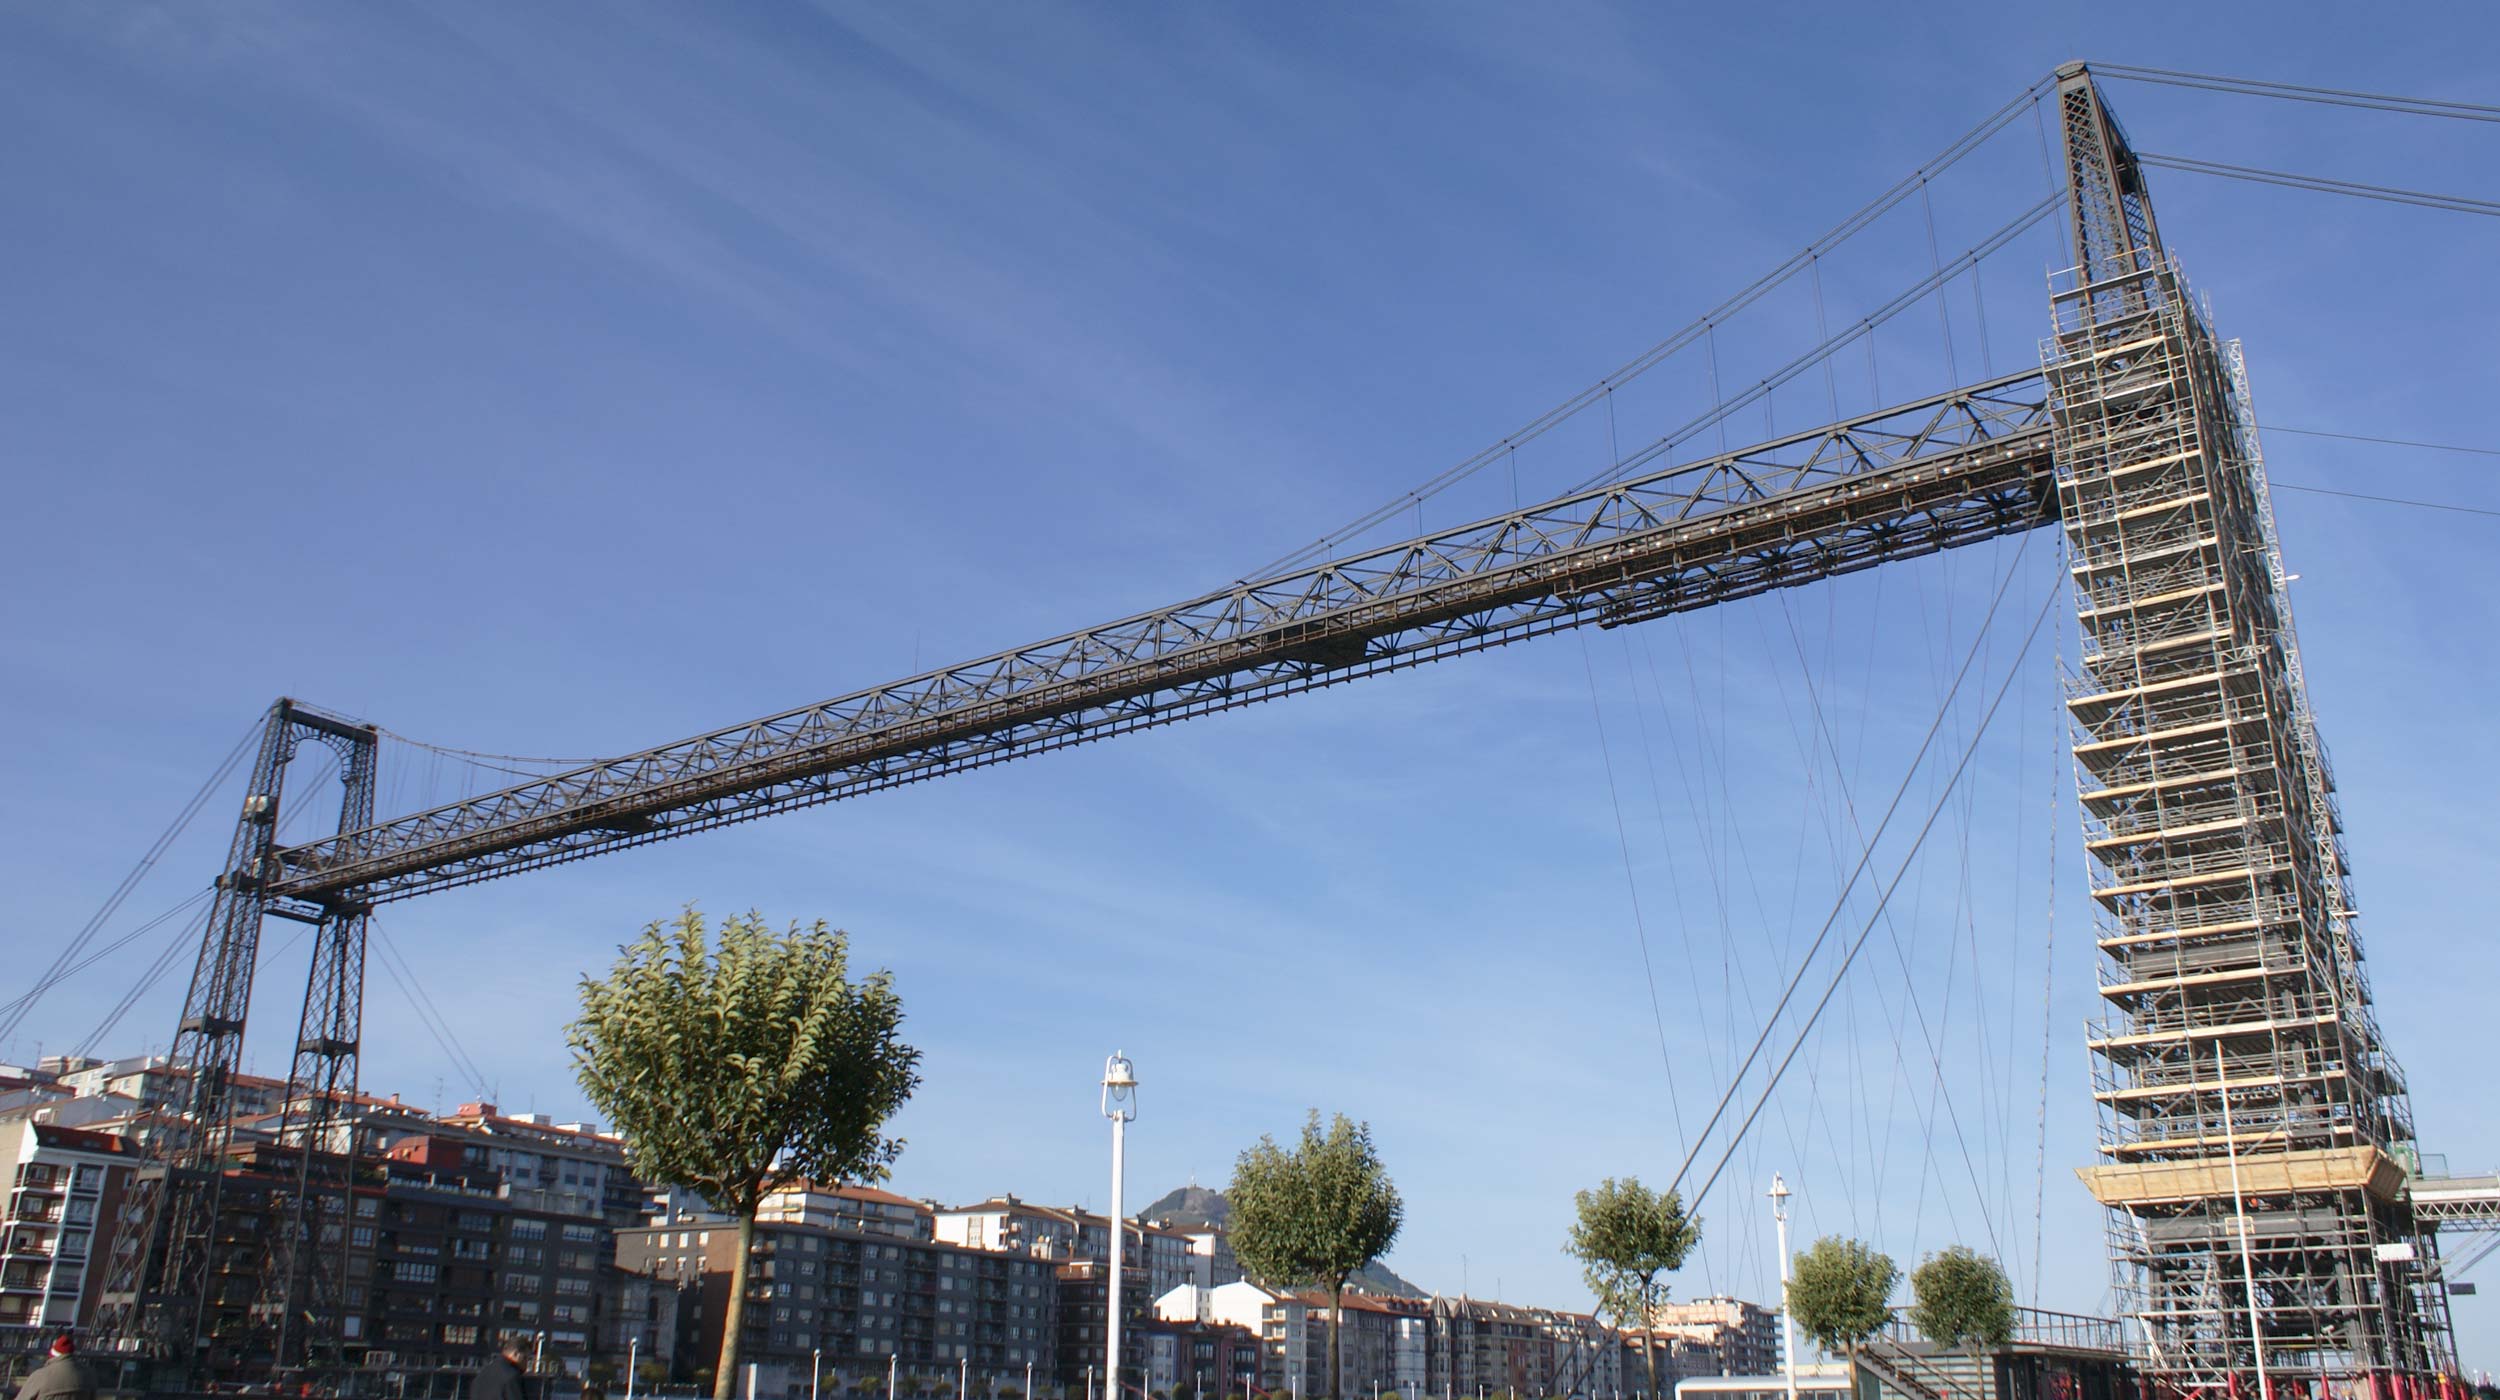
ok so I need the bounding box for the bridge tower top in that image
[2053,62,2169,287]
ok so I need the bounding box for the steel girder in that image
[257,373,2055,905]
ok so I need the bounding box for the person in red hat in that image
[12,1335,93,1400]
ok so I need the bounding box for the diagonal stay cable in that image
[2093,64,2500,124]
[2260,426,2500,457]
[0,719,258,1047]
[1659,526,2036,1203]
[1770,586,2015,1262]
[1572,195,2061,495]
[1685,570,2061,1220]
[1243,78,2059,578]
[2139,152,2500,219]
[1580,634,1690,1157]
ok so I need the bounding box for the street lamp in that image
[1102,1052,1139,1400]
[1768,1175,1796,1400]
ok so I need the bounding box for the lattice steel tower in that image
[2045,65,2452,1391]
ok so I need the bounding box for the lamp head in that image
[1767,1173,1789,1202]
[1101,1051,1138,1121]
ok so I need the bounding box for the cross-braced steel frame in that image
[102,64,2455,1393]
[2048,65,2450,1395]
[94,700,380,1379]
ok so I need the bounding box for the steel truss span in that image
[107,62,2458,1393]
[267,372,2055,904]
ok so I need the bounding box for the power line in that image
[2094,63,2500,124]
[2138,152,2500,219]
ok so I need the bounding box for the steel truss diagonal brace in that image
[270,371,2057,903]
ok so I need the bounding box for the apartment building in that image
[1052,1258,1155,1392]
[1429,1297,1552,1399]
[364,1132,619,1380]
[1647,1298,1779,1379]
[0,1114,133,1364]
[430,1102,642,1224]
[616,1214,1055,1399]
[759,1182,935,1240]
[1136,1318,1260,1400]
[935,1196,1194,1298]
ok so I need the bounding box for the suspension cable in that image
[2093,63,2500,125]
[1685,570,2061,1220]
[2138,152,2500,219]
[1660,528,2037,1204]
[0,719,258,1047]
[1241,78,2060,578]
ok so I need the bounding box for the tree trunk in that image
[714,1210,758,1400]
[1327,1281,1344,1400]
[1642,1331,1659,1400]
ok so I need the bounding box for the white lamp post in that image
[1103,1052,1139,1400]
[1768,1175,1797,1400]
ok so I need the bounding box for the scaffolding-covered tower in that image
[2043,65,2452,1394]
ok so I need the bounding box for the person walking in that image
[475,1337,534,1400]
[13,1337,94,1400]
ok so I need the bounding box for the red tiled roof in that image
[32,1122,134,1155]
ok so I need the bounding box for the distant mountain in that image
[1141,1184,1228,1229]
[1139,1185,1426,1299]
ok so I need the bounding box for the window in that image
[444,1324,480,1346]
[69,1166,102,1194]
[395,1262,438,1284]
[56,1232,88,1260]
[510,1219,548,1241]
[562,1223,600,1243]
[556,1278,592,1297]
[62,1199,94,1226]
[353,1227,376,1248]
[506,1274,544,1293]
[357,1198,380,1218]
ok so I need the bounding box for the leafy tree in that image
[1227,1112,1405,1400]
[1788,1236,1900,1361]
[1907,1247,2015,1352]
[1563,1177,1700,1400]
[572,908,922,1400]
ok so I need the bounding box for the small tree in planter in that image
[1907,1247,2016,1352]
[1788,1236,1900,1365]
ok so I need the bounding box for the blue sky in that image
[5,0,2497,1372]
